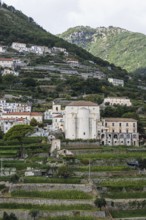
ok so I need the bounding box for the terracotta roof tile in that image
[0,58,14,61]
[0,118,25,121]
[104,118,137,122]
[3,112,42,116]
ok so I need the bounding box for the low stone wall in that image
[62,141,100,148]
[107,198,146,210]
[0,210,105,220]
[115,218,146,220]
[0,197,94,206]
[9,183,93,193]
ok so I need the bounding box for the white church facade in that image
[64,101,100,140]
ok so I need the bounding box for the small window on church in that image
[83,132,86,135]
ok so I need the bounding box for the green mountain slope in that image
[58,26,146,74]
[0,4,116,70]
[0,3,131,79]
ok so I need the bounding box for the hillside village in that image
[0,41,145,219]
[0,42,141,146]
[0,1,146,220]
[0,4,146,219]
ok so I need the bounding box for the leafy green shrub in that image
[10,174,19,184]
[2,212,18,220]
[94,197,106,210]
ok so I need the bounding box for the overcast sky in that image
[3,0,146,35]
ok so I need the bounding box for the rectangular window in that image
[126,123,128,126]
[112,123,114,126]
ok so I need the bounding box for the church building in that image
[64,101,100,140]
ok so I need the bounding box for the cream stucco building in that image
[100,118,139,146]
[103,97,132,106]
[0,58,14,68]
[108,78,124,87]
[64,101,100,140]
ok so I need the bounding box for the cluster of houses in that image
[0,41,137,146]
[11,42,68,56]
[0,97,139,146]
[0,99,43,133]
[0,42,125,86]
[0,57,26,77]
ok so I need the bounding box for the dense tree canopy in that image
[4,125,34,141]
[4,125,34,158]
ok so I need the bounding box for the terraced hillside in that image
[0,137,106,220]
[1,137,146,219]
[63,142,146,219]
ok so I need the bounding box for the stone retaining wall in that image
[107,198,146,210]
[9,183,93,193]
[0,197,94,205]
[0,210,105,220]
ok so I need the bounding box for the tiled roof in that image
[0,118,25,121]
[67,101,98,107]
[104,118,137,122]
[105,97,129,99]
[3,112,43,116]
[0,58,14,61]
[31,112,43,116]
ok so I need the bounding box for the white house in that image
[66,59,79,66]
[103,97,132,106]
[0,100,31,113]
[64,101,100,140]
[11,42,27,52]
[30,45,50,55]
[52,114,64,131]
[52,47,67,53]
[108,78,124,87]
[0,46,6,53]
[0,117,29,133]
[44,102,65,120]
[0,58,14,68]
[2,68,19,77]
[44,102,65,131]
